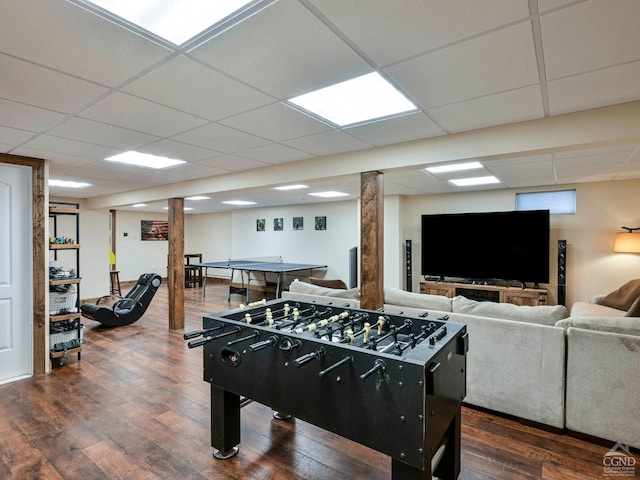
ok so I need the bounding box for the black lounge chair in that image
[81,273,162,327]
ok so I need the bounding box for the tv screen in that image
[421,210,550,285]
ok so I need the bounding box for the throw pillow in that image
[598,279,640,311]
[625,296,640,317]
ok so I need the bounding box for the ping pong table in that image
[195,259,327,302]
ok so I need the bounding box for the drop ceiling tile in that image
[139,139,223,163]
[171,123,271,153]
[283,130,372,156]
[16,148,97,168]
[221,103,332,142]
[308,0,530,66]
[0,99,67,132]
[190,0,370,99]
[541,0,640,80]
[236,143,315,164]
[537,0,577,13]
[0,125,36,146]
[556,150,631,180]
[384,173,458,195]
[48,117,159,149]
[485,157,556,187]
[18,135,117,160]
[195,154,269,171]
[547,61,640,115]
[0,54,108,113]
[428,85,544,133]
[346,112,445,146]
[386,21,539,108]
[556,144,636,159]
[0,0,173,86]
[144,163,229,183]
[78,93,208,137]
[123,56,274,121]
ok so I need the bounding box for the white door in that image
[0,163,33,384]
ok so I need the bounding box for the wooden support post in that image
[168,198,185,330]
[360,171,384,310]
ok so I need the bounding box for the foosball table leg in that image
[433,409,462,480]
[211,385,240,459]
[391,408,462,480]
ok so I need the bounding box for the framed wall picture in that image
[315,216,327,231]
[293,217,304,230]
[141,220,168,241]
[274,217,284,231]
[256,218,265,232]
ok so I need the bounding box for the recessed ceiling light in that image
[163,206,194,210]
[288,72,416,127]
[48,179,91,188]
[272,184,309,191]
[222,200,257,206]
[185,196,211,200]
[449,176,501,187]
[105,151,185,169]
[425,161,483,174]
[82,0,255,45]
[308,191,350,198]
[132,203,147,207]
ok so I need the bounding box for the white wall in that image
[185,211,232,263]
[49,197,110,299]
[403,179,640,307]
[229,201,359,283]
[115,210,169,282]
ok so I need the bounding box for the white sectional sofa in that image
[283,280,640,448]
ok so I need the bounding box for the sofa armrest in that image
[555,316,640,336]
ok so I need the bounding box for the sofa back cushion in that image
[452,296,568,325]
[384,287,452,312]
[289,279,360,299]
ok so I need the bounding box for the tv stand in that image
[420,281,548,306]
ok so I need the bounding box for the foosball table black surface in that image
[186,299,468,480]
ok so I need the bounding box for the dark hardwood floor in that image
[0,282,620,479]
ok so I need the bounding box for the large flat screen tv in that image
[421,210,550,285]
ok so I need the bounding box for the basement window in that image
[516,189,576,215]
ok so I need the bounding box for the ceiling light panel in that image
[105,151,186,169]
[85,0,255,45]
[222,200,257,205]
[449,176,500,187]
[308,191,349,198]
[288,72,417,127]
[425,161,483,173]
[48,179,92,188]
[272,184,309,191]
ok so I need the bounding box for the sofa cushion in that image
[596,278,640,311]
[570,301,626,317]
[384,287,452,312]
[451,296,568,326]
[289,279,360,299]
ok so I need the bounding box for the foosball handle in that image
[360,359,386,381]
[183,324,223,340]
[249,335,278,352]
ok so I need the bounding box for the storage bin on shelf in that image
[49,284,78,315]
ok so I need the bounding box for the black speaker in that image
[348,246,358,289]
[405,240,412,291]
[558,240,567,306]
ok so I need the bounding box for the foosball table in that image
[185,299,468,480]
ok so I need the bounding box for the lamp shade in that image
[614,232,640,253]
